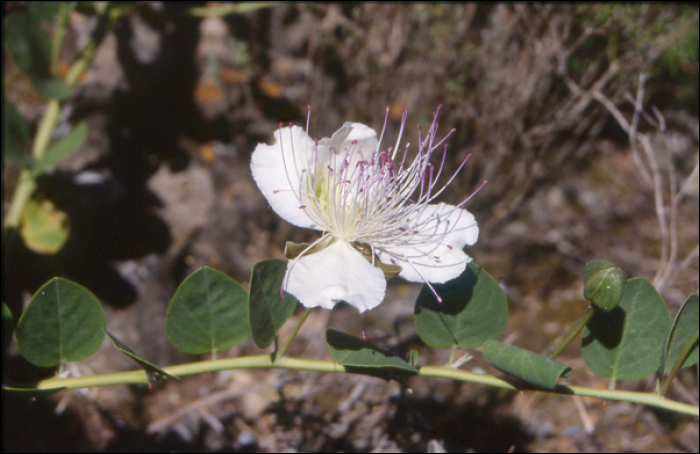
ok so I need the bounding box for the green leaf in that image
[483,340,572,390]
[4,10,72,100]
[105,330,178,382]
[27,1,61,21]
[249,258,298,348]
[582,277,672,381]
[31,77,73,101]
[414,262,508,349]
[5,11,52,80]
[583,259,627,311]
[326,329,418,380]
[166,267,249,354]
[31,122,88,177]
[15,278,106,368]
[2,302,13,353]
[662,294,699,372]
[2,98,33,166]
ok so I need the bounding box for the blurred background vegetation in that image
[3,3,698,452]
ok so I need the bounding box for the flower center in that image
[307,144,370,242]
[295,106,466,250]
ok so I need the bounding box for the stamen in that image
[392,107,408,160]
[407,260,443,303]
[457,179,488,207]
[377,106,390,155]
[278,123,297,204]
[427,153,472,203]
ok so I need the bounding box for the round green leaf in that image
[326,329,418,379]
[662,294,699,372]
[483,340,572,390]
[414,262,508,349]
[15,278,106,367]
[582,277,672,381]
[166,267,250,354]
[249,258,298,349]
[583,259,627,311]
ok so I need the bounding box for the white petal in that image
[328,122,379,164]
[379,203,478,283]
[251,126,316,228]
[286,240,386,313]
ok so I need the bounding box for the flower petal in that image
[379,203,478,283]
[330,122,378,152]
[251,126,316,228]
[328,122,379,165]
[286,240,386,313]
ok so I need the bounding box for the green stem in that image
[2,4,120,243]
[31,100,61,162]
[660,332,699,396]
[1,97,56,268]
[187,2,281,17]
[276,308,313,360]
[7,356,697,417]
[547,307,595,360]
[64,8,119,88]
[3,171,36,233]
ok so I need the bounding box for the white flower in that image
[251,106,480,313]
